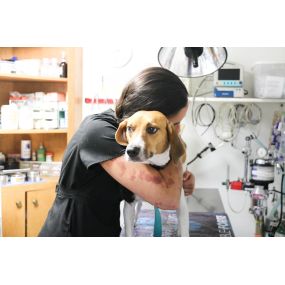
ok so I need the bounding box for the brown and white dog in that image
[115,110,189,237]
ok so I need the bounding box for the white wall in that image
[82,47,285,236]
[82,48,161,115]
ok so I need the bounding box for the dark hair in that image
[115,67,189,121]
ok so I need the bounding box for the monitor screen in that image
[218,69,240,80]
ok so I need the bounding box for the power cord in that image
[190,75,213,125]
[213,103,239,142]
[241,103,262,125]
[271,189,285,196]
[193,103,216,136]
[226,189,248,214]
[213,103,263,143]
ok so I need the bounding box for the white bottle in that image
[1,104,19,130]
[19,104,33,129]
[21,140,31,160]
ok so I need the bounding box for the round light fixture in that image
[158,47,228,78]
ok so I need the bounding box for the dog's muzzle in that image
[125,145,149,162]
[126,146,140,159]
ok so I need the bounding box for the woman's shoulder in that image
[78,109,125,169]
[78,109,120,145]
[83,109,118,129]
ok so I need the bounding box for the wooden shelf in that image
[0,47,82,237]
[0,129,68,135]
[188,96,285,103]
[0,73,67,83]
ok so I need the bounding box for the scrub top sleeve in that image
[79,119,125,169]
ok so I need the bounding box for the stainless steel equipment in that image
[0,174,9,185]
[0,168,42,185]
[223,136,278,237]
[27,170,41,182]
[10,173,26,184]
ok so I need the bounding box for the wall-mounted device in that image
[214,65,244,98]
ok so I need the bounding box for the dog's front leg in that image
[176,190,190,237]
[124,201,136,237]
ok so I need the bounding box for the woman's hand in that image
[183,171,195,196]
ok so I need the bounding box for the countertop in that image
[0,176,59,191]
[187,188,225,213]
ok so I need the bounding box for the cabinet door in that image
[26,188,56,237]
[2,189,26,237]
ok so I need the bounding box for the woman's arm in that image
[101,156,183,210]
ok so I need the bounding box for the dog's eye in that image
[127,126,133,132]
[146,127,158,134]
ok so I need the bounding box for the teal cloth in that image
[153,207,162,237]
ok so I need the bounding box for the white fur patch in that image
[147,145,170,166]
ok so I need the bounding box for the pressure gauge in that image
[256,147,267,158]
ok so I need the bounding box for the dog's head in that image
[115,110,185,166]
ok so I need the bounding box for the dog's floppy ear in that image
[115,119,128,146]
[167,121,185,164]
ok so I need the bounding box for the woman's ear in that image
[167,121,185,164]
[115,120,128,146]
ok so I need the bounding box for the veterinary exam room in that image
[1,47,285,238]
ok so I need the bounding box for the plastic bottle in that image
[46,152,53,162]
[37,143,46,161]
[32,151,37,161]
[59,51,67,78]
[21,140,32,160]
[58,108,66,128]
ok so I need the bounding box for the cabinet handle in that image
[15,201,22,209]
[32,199,39,207]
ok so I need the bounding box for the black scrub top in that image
[38,109,126,237]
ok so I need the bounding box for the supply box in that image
[252,62,285,98]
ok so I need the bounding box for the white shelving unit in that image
[188,96,285,104]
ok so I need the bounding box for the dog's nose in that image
[126,146,140,158]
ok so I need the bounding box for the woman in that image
[39,67,195,237]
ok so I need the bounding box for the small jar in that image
[10,172,26,184]
[0,174,9,185]
[32,151,37,161]
[27,171,41,182]
[46,152,53,162]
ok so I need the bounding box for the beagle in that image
[115,110,190,237]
